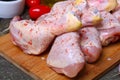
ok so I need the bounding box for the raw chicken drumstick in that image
[97,11,120,46]
[9,0,88,55]
[79,27,102,63]
[47,32,85,78]
[9,16,55,55]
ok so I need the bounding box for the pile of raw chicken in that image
[9,0,120,78]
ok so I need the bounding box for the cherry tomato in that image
[26,0,40,8]
[29,5,51,20]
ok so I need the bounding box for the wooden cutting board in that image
[0,33,120,80]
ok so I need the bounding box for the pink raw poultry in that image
[9,0,120,78]
[81,7,102,26]
[87,0,118,12]
[97,11,120,46]
[9,16,55,55]
[47,32,85,78]
[112,0,120,22]
[9,0,87,55]
[79,27,102,63]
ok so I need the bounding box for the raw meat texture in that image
[47,32,85,78]
[113,9,120,22]
[9,0,87,55]
[81,7,102,26]
[50,0,87,16]
[87,0,118,12]
[79,27,102,63]
[54,0,102,27]
[9,16,21,45]
[9,16,55,55]
[114,0,120,11]
[36,0,88,35]
[36,12,82,36]
[97,11,120,46]
[112,0,120,22]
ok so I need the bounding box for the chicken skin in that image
[47,32,85,78]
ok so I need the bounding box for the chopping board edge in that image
[0,51,41,80]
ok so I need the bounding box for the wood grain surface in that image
[0,34,120,80]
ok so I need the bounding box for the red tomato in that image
[29,5,51,20]
[26,0,40,8]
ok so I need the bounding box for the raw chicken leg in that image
[47,32,85,78]
[79,27,102,63]
[97,11,120,46]
[9,0,86,55]
[9,16,55,55]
